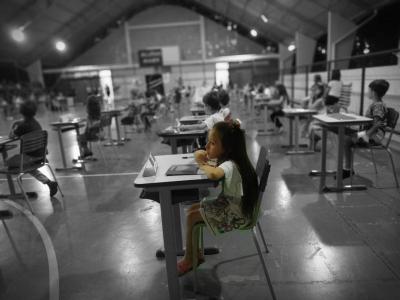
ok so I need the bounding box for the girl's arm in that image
[357,116,384,140]
[198,164,225,181]
[366,116,384,136]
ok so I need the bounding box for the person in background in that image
[179,91,223,132]
[269,83,289,134]
[218,89,232,122]
[140,90,159,131]
[177,120,259,276]
[78,95,102,158]
[338,79,389,179]
[8,100,58,197]
[301,74,326,110]
[324,69,342,113]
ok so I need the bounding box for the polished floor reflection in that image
[0,100,400,300]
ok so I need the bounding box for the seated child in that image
[8,100,58,197]
[179,91,223,132]
[78,95,102,158]
[218,89,232,122]
[339,79,389,179]
[177,120,259,276]
[269,83,289,134]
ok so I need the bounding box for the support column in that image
[327,11,356,69]
[295,32,316,70]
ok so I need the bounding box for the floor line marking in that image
[3,200,59,300]
[0,172,139,181]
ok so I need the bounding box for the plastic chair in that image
[190,146,277,299]
[338,83,352,112]
[0,130,63,213]
[351,107,399,188]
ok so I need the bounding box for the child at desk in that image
[340,79,389,179]
[177,120,259,276]
[8,100,58,197]
[179,91,223,132]
[78,95,102,158]
[218,89,232,122]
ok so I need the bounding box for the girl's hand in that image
[194,150,208,165]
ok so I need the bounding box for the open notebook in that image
[165,164,199,176]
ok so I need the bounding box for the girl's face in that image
[205,129,224,160]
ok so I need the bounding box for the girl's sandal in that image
[177,260,193,277]
[177,258,205,277]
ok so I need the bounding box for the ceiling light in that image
[261,15,268,23]
[11,28,25,42]
[288,42,296,52]
[250,29,258,37]
[55,40,66,52]
[288,43,296,51]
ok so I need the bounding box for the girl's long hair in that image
[213,121,259,218]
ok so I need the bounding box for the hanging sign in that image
[138,49,163,67]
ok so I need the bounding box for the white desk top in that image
[180,115,208,122]
[158,126,207,137]
[134,154,213,188]
[0,136,16,146]
[51,117,85,127]
[313,113,372,125]
[283,108,318,115]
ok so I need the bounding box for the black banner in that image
[138,49,163,67]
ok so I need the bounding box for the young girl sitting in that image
[78,95,102,158]
[339,79,389,179]
[269,83,289,134]
[177,120,259,276]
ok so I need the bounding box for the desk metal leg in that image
[104,124,114,147]
[170,139,178,154]
[287,115,314,155]
[159,190,181,300]
[57,128,67,169]
[319,127,327,193]
[322,127,367,192]
[55,128,82,172]
[113,115,124,146]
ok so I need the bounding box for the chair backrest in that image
[19,130,48,171]
[339,83,352,111]
[255,146,267,178]
[246,146,271,229]
[384,107,399,148]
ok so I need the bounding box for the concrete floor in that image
[0,99,400,300]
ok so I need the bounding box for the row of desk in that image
[137,110,373,299]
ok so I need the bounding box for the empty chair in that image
[339,83,352,112]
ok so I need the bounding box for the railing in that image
[280,48,400,116]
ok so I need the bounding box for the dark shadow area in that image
[302,195,362,246]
